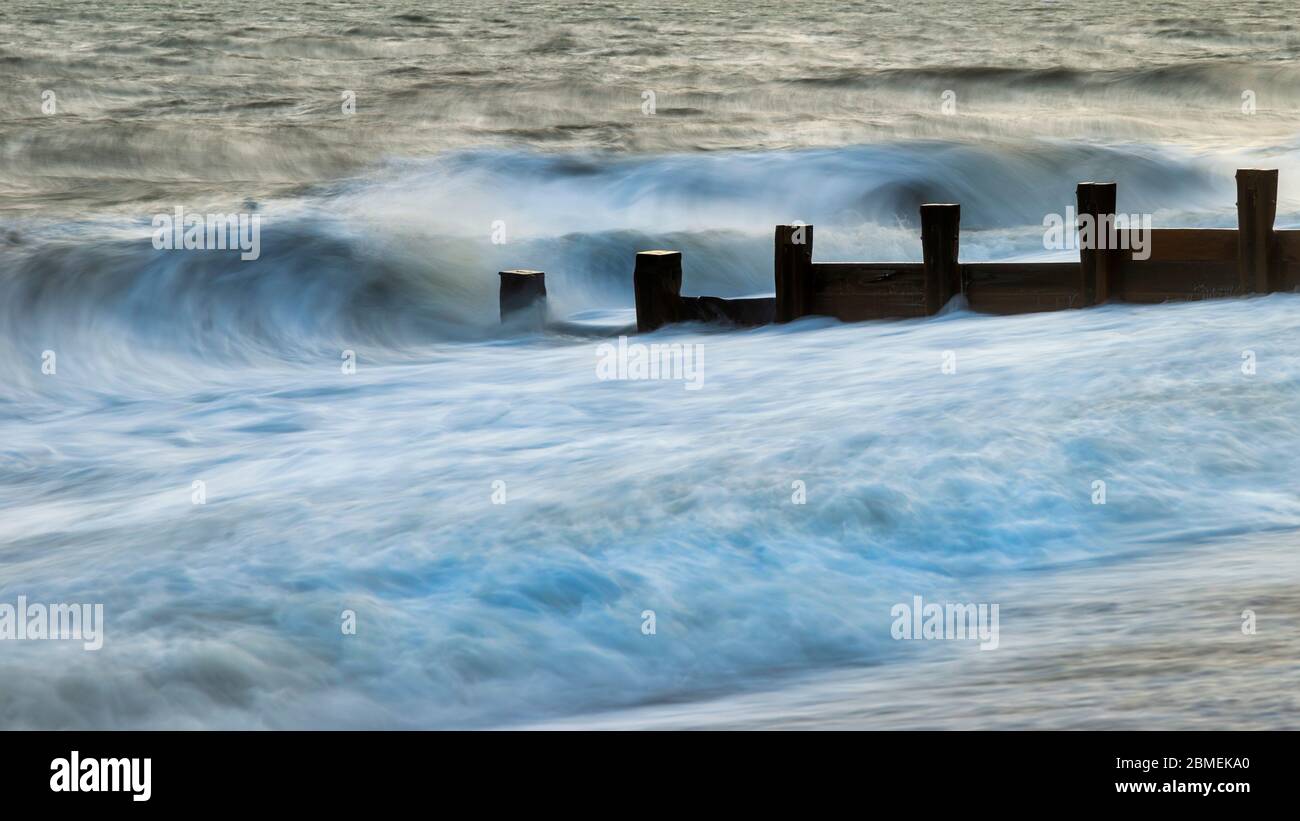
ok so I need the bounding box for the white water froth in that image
[3,296,1300,727]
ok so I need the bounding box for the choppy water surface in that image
[1,0,1299,728]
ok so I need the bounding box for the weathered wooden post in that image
[920,204,960,315]
[1236,169,1278,294]
[1077,181,1118,305]
[774,224,814,323]
[498,269,547,325]
[633,250,682,332]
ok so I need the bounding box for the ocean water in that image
[1,0,1299,728]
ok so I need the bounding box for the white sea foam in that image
[4,294,1300,727]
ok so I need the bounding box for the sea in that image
[1,0,1298,728]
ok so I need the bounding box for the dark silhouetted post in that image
[633,250,682,332]
[1236,168,1278,294]
[920,204,960,315]
[1077,181,1118,305]
[774,224,814,323]
[498,269,547,326]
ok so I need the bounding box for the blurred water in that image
[5,297,1300,727]
[526,531,1300,729]
[2,0,1300,728]
[3,0,1300,216]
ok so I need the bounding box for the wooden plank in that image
[808,263,927,320]
[1118,259,1242,302]
[1125,228,1238,263]
[1278,261,1300,292]
[1277,232,1300,291]
[813,262,925,285]
[1106,229,1243,300]
[964,262,1084,314]
[1276,230,1300,263]
[677,296,775,326]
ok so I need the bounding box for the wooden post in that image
[1236,169,1278,294]
[774,224,814,323]
[498,269,547,325]
[633,250,682,332]
[920,204,960,315]
[1077,181,1118,305]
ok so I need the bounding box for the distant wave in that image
[791,62,1300,99]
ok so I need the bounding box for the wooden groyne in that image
[500,168,1294,330]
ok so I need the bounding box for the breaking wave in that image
[5,139,1293,385]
